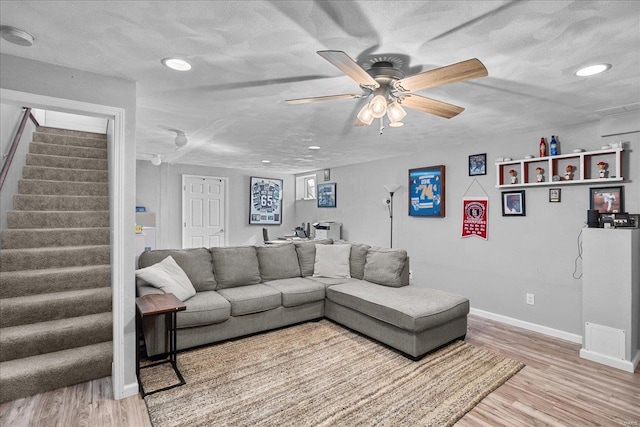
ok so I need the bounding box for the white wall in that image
[136,160,297,249]
[0,53,138,397]
[295,119,639,337]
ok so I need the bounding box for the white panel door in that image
[182,176,226,248]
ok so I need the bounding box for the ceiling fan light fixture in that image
[369,94,388,118]
[575,64,611,77]
[386,101,407,123]
[389,121,404,128]
[357,104,375,125]
[161,57,192,71]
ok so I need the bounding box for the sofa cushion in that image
[349,243,371,280]
[264,278,325,307]
[177,291,231,328]
[294,239,333,277]
[210,246,261,288]
[363,248,408,287]
[326,281,469,333]
[135,256,197,301]
[138,248,217,291]
[256,244,301,281]
[307,277,362,288]
[313,244,351,279]
[217,284,281,316]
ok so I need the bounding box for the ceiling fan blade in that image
[317,50,380,89]
[394,58,488,93]
[399,94,465,119]
[285,93,365,105]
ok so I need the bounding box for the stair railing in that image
[0,107,40,191]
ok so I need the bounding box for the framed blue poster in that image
[409,165,446,217]
[249,176,282,225]
[317,182,336,208]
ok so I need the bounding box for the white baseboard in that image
[469,308,583,344]
[579,348,640,373]
[120,381,140,399]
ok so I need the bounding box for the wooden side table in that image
[135,293,187,397]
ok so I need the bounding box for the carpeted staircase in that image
[0,126,113,403]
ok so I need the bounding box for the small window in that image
[296,174,317,200]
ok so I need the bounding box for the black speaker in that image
[587,209,600,228]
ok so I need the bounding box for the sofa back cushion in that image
[363,248,408,287]
[210,246,261,288]
[349,243,371,280]
[256,244,301,281]
[313,244,352,279]
[138,248,217,291]
[294,239,333,277]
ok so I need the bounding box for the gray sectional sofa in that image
[136,240,469,359]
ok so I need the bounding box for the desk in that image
[267,237,310,244]
[135,293,187,396]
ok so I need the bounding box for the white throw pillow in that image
[135,255,197,301]
[312,244,351,279]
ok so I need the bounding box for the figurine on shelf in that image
[509,169,517,184]
[536,167,544,182]
[597,161,608,178]
[564,165,575,180]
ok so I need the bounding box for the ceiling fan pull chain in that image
[379,117,385,135]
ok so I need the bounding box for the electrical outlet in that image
[409,270,413,280]
[526,293,535,305]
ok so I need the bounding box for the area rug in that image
[142,320,524,426]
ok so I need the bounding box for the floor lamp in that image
[384,184,400,248]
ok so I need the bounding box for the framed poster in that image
[409,165,446,217]
[324,168,331,182]
[249,177,282,225]
[549,188,561,203]
[317,182,336,208]
[589,185,624,213]
[468,153,487,176]
[501,190,526,216]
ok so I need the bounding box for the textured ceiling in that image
[1,1,639,173]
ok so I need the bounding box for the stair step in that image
[0,245,110,272]
[18,179,108,196]
[36,126,107,140]
[12,194,109,211]
[29,142,107,160]
[0,265,111,298]
[0,312,112,363]
[0,287,112,328]
[0,341,112,403]
[7,211,109,229]
[26,153,108,170]
[1,227,110,249]
[22,165,108,183]
[33,132,107,149]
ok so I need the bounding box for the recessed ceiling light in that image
[308,145,321,150]
[575,64,611,77]
[261,160,271,164]
[161,58,192,71]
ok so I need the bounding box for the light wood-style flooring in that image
[1,314,638,426]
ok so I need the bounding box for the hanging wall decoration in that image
[317,182,337,208]
[249,176,282,225]
[409,165,446,217]
[462,197,488,240]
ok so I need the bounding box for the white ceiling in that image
[1,1,639,173]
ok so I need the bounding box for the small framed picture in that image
[549,188,561,203]
[501,190,526,216]
[323,168,331,182]
[589,185,624,213]
[317,182,336,208]
[468,153,487,176]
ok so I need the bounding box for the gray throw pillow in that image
[313,244,351,279]
[363,248,408,287]
[349,243,371,280]
[210,246,261,288]
[135,256,197,301]
[294,239,333,277]
[256,244,301,281]
[138,248,217,291]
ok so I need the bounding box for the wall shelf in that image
[495,148,623,188]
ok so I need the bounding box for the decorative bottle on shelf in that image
[550,135,558,156]
[539,137,546,157]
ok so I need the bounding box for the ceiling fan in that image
[285,50,488,131]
